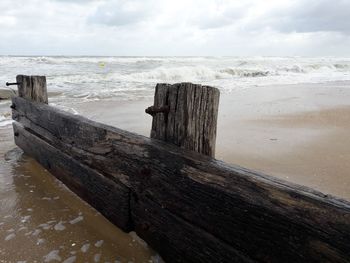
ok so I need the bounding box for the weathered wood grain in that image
[149,83,220,157]
[11,95,350,263]
[131,195,254,263]
[16,75,48,104]
[12,122,132,231]
[131,161,350,263]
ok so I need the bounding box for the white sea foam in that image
[62,256,76,263]
[17,226,27,232]
[24,231,32,236]
[38,223,52,230]
[43,250,61,262]
[94,253,101,262]
[69,215,83,224]
[81,243,90,253]
[4,233,15,241]
[21,215,31,223]
[0,115,13,128]
[94,240,104,247]
[32,229,42,236]
[54,221,66,231]
[1,56,350,103]
[37,238,45,245]
[150,254,164,263]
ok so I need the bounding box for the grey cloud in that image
[261,0,350,34]
[190,3,249,30]
[88,0,155,26]
[53,0,100,2]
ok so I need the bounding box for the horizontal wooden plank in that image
[13,122,132,231]
[12,96,350,263]
[131,195,254,263]
[131,163,350,262]
[12,108,131,187]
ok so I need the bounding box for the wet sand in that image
[71,81,350,200]
[218,107,350,199]
[215,82,350,199]
[0,102,159,262]
[0,81,350,262]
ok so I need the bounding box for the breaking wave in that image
[0,114,12,128]
[1,56,350,101]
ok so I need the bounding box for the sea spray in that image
[1,56,350,103]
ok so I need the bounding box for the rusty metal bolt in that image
[145,105,170,116]
[6,82,21,86]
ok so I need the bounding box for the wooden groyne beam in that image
[10,75,350,263]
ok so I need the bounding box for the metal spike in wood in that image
[146,82,220,157]
[16,75,48,104]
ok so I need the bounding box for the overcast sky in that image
[0,0,349,56]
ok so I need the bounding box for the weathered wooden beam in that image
[16,75,48,104]
[11,95,350,263]
[131,195,254,263]
[12,122,132,231]
[147,83,220,157]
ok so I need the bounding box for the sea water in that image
[1,56,350,126]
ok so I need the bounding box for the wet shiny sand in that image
[0,104,159,262]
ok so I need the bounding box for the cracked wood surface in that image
[16,75,48,104]
[149,83,220,157]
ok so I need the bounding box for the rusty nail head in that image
[145,105,170,116]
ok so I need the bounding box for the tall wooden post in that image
[146,82,220,157]
[16,75,48,104]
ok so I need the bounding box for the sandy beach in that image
[69,81,350,200]
[216,82,350,199]
[0,80,349,261]
[0,101,159,262]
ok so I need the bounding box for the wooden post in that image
[16,75,48,104]
[146,82,220,157]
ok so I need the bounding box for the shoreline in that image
[69,81,350,200]
[0,80,349,260]
[1,81,350,200]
